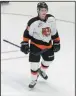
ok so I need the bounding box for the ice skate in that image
[28,80,37,88]
[38,68,48,80]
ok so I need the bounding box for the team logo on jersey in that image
[42,27,51,37]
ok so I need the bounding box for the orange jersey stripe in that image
[54,37,60,41]
[31,41,52,50]
[23,37,29,42]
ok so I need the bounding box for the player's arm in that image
[51,17,60,52]
[20,20,34,54]
[23,26,30,43]
[23,19,34,42]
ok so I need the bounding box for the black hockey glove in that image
[20,41,29,54]
[53,41,60,52]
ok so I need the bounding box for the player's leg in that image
[39,47,54,80]
[28,44,41,88]
[39,60,53,80]
[29,62,40,88]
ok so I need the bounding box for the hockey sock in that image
[30,62,39,81]
[31,69,39,81]
[40,60,52,72]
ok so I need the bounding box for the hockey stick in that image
[3,39,48,56]
[3,39,20,48]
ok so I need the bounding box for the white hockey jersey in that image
[23,14,60,49]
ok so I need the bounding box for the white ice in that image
[1,2,75,96]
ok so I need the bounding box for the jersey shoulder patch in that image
[27,17,39,26]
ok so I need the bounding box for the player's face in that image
[39,8,48,19]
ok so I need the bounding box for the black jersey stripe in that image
[28,17,39,26]
[51,32,59,40]
[30,36,52,46]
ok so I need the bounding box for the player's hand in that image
[20,41,29,54]
[53,42,60,52]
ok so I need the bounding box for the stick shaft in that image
[3,39,20,48]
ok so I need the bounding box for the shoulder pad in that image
[47,14,55,18]
[28,17,39,26]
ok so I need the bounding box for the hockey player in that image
[20,2,60,88]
